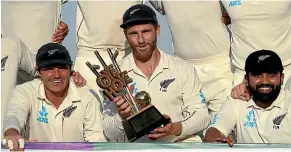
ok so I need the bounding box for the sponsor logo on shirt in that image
[37,106,48,124]
[229,0,242,7]
[273,113,287,129]
[244,108,257,128]
[1,55,8,72]
[200,91,206,104]
[211,113,218,125]
[159,78,175,92]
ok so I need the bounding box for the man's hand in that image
[2,128,24,151]
[52,21,69,43]
[222,13,231,25]
[71,71,87,87]
[147,114,182,140]
[231,81,251,101]
[113,96,132,119]
[216,135,234,147]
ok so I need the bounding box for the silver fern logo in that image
[160,78,175,92]
[273,113,286,129]
[1,56,8,72]
[258,55,271,63]
[130,8,140,16]
[48,49,58,56]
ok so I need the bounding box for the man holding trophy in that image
[87,4,209,142]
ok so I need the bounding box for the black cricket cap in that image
[36,43,73,68]
[120,4,158,29]
[245,50,283,74]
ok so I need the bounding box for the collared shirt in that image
[3,79,105,142]
[103,50,209,142]
[2,1,62,53]
[209,89,291,143]
[221,1,291,70]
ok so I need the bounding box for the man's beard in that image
[248,83,281,104]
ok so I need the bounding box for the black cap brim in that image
[38,59,73,68]
[120,18,158,28]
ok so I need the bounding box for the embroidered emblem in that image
[1,56,8,72]
[37,106,48,123]
[160,78,175,92]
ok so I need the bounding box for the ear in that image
[244,74,249,86]
[124,29,129,40]
[280,73,284,85]
[156,24,161,37]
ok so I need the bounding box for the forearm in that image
[103,114,127,142]
[204,127,226,142]
[179,107,210,137]
[3,116,22,134]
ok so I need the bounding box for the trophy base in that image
[122,104,170,142]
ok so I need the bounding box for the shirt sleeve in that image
[17,38,36,76]
[178,64,210,137]
[208,96,238,137]
[3,85,31,134]
[83,91,106,142]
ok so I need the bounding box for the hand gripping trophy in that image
[86,49,169,142]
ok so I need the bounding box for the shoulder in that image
[72,83,102,104]
[13,79,40,95]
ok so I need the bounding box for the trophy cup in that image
[86,48,170,142]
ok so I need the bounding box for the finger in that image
[115,98,126,107]
[119,102,129,111]
[13,138,20,151]
[148,133,167,139]
[58,21,68,30]
[113,96,123,103]
[154,124,171,133]
[54,29,69,37]
[232,89,238,99]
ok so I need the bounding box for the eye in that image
[268,73,276,78]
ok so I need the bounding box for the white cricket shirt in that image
[209,89,291,143]
[221,1,291,70]
[3,79,105,142]
[103,50,210,142]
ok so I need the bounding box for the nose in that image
[137,34,145,44]
[261,73,269,84]
[52,68,61,78]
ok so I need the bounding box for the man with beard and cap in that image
[103,4,209,142]
[204,50,291,145]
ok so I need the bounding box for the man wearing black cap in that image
[103,4,209,142]
[204,50,291,145]
[2,43,105,151]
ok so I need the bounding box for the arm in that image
[204,97,237,143]
[83,91,106,142]
[177,65,210,137]
[17,38,35,76]
[103,96,128,142]
[3,85,31,134]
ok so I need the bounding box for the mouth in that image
[137,45,148,50]
[258,86,273,93]
[50,79,63,85]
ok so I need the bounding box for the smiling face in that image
[246,72,284,104]
[38,65,71,95]
[124,23,160,62]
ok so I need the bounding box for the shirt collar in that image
[37,79,81,104]
[246,89,286,110]
[122,48,170,73]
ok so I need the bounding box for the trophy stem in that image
[94,50,107,68]
[107,48,139,112]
